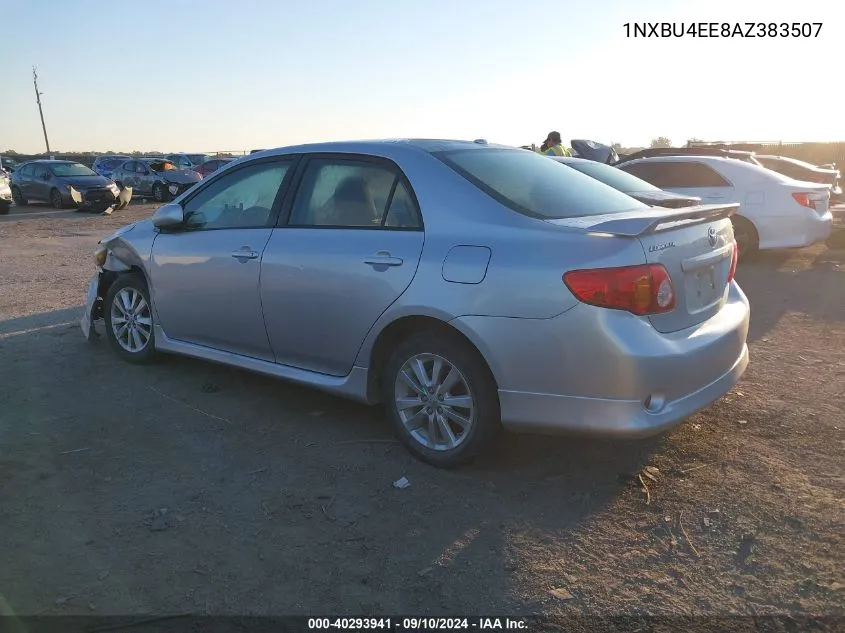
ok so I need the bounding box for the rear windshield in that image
[434,148,646,219]
[50,163,96,177]
[561,159,661,193]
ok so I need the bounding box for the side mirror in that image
[152,202,184,228]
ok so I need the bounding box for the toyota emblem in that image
[708,226,718,247]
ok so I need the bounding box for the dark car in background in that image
[92,155,131,179]
[196,157,233,178]
[552,156,702,208]
[112,158,202,202]
[755,155,842,203]
[11,160,119,210]
[1,155,21,175]
[569,139,620,164]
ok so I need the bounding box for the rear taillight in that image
[728,243,738,282]
[563,264,675,316]
[792,192,817,209]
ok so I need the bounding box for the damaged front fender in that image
[80,219,157,341]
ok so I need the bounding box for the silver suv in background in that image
[111,157,202,202]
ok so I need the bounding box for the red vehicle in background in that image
[196,158,234,178]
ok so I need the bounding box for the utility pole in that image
[32,67,51,154]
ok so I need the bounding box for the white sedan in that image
[617,155,832,257]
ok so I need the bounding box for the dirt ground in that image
[0,201,843,624]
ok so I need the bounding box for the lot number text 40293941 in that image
[624,22,823,38]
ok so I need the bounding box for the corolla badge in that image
[708,226,718,247]
[648,242,675,253]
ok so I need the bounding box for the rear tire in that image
[731,216,758,260]
[104,274,158,365]
[11,186,27,206]
[381,330,501,468]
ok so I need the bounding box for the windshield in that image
[50,163,96,177]
[560,159,661,193]
[434,148,646,219]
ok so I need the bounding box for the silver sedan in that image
[80,140,750,468]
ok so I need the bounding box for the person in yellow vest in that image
[537,131,571,157]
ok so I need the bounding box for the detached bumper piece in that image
[167,183,193,198]
[71,187,118,213]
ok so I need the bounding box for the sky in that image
[0,0,838,154]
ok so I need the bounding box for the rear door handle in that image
[364,252,403,267]
[231,248,260,260]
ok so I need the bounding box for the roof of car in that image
[617,147,756,163]
[250,139,515,160]
[622,155,742,165]
[756,154,828,168]
[25,159,78,164]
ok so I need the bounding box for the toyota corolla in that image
[80,140,749,468]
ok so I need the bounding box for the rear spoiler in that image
[547,203,739,237]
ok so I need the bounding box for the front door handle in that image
[364,252,403,267]
[231,248,260,260]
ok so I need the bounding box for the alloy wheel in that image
[110,288,152,353]
[393,353,475,451]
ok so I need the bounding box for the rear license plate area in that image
[695,265,718,300]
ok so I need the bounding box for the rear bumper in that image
[451,282,750,437]
[757,209,832,249]
[497,344,748,437]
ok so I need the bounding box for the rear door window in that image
[623,161,730,188]
[288,158,420,228]
[434,148,646,219]
[618,162,674,188]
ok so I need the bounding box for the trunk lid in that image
[547,203,738,333]
[629,190,702,208]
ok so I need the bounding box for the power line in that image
[32,66,51,153]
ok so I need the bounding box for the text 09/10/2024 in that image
[624,22,823,38]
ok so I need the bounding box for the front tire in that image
[731,215,758,261]
[104,274,158,365]
[11,186,27,206]
[381,330,501,468]
[50,188,66,209]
